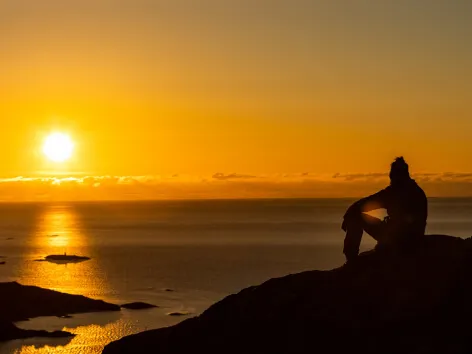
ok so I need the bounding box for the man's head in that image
[389,157,410,184]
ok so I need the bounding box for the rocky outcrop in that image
[0,282,120,342]
[103,235,472,354]
[0,282,120,322]
[121,302,158,310]
[166,311,191,317]
[0,320,74,341]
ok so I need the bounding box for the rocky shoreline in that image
[0,282,120,342]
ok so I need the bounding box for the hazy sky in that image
[1,0,471,198]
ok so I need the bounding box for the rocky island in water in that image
[34,254,92,264]
[0,282,120,342]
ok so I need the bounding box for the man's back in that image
[384,179,428,237]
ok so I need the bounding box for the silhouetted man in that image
[341,157,427,261]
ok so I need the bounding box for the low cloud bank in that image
[0,172,471,201]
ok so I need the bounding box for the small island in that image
[121,302,158,310]
[43,254,91,264]
[167,311,191,317]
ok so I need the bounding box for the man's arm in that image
[341,187,391,231]
[359,187,391,212]
[344,187,390,218]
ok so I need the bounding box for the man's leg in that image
[343,213,385,261]
[361,214,387,243]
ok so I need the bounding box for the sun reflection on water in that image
[5,205,128,353]
[4,204,204,354]
[18,204,111,299]
[12,318,134,354]
[7,305,186,354]
[35,204,86,253]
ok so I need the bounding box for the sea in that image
[0,198,471,354]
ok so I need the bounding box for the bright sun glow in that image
[43,133,74,163]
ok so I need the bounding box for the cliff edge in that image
[104,235,472,354]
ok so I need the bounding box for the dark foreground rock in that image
[121,302,158,310]
[0,282,120,342]
[103,235,472,354]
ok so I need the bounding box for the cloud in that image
[332,173,388,181]
[212,173,258,180]
[1,172,472,201]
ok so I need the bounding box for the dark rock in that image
[0,319,74,341]
[167,311,191,317]
[121,302,158,310]
[44,254,91,264]
[0,261,5,265]
[0,282,120,322]
[103,235,472,354]
[0,282,120,342]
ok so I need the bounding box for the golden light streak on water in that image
[17,204,111,298]
[6,204,134,353]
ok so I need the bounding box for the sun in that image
[43,133,74,163]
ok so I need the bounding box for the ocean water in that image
[0,198,471,353]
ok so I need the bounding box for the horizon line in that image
[0,195,469,204]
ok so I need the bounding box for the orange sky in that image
[1,1,471,200]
